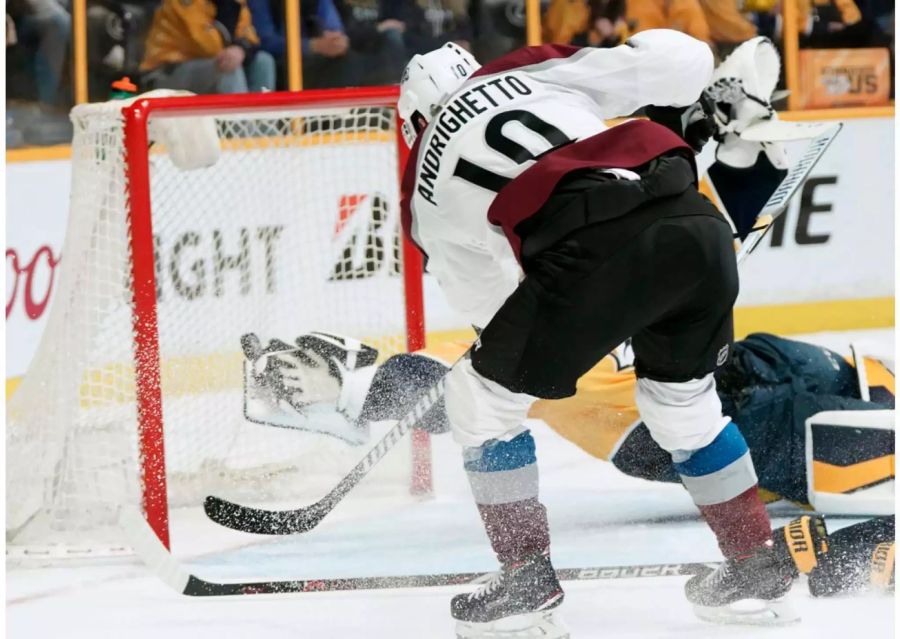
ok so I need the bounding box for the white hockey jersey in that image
[400,29,714,328]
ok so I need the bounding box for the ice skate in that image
[685,542,799,626]
[452,551,567,639]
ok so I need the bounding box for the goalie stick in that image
[204,124,842,536]
[122,508,716,596]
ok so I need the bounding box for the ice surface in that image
[7,329,895,638]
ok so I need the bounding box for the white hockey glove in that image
[242,332,379,444]
[705,37,832,169]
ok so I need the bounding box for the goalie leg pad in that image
[806,409,895,515]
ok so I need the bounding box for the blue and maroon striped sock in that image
[464,430,550,564]
[674,422,772,558]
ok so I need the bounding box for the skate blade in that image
[456,611,569,639]
[693,596,801,627]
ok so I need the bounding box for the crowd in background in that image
[6,0,896,146]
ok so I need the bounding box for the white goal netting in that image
[7,92,422,554]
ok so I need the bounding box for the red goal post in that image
[122,88,429,548]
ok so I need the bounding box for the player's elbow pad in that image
[629,29,714,107]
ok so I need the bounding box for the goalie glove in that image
[773,515,830,577]
[704,37,831,170]
[242,332,379,444]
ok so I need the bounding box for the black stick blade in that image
[203,495,324,535]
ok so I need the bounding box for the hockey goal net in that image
[7,88,430,555]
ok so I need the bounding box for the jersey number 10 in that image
[452,109,573,192]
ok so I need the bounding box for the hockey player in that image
[243,330,896,602]
[391,31,808,633]
[392,30,797,633]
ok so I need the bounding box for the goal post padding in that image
[7,88,430,553]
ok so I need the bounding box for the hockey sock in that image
[464,430,551,564]
[674,422,772,558]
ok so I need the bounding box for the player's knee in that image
[673,421,758,506]
[634,374,729,452]
[445,358,535,447]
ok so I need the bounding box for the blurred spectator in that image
[87,0,158,100]
[857,0,893,39]
[470,0,531,60]
[339,0,409,84]
[793,0,892,49]
[249,0,365,88]
[250,0,472,89]
[626,0,711,44]
[743,0,777,40]
[542,0,627,47]
[140,0,275,93]
[6,0,72,105]
[403,0,473,54]
[7,13,18,45]
[698,0,757,53]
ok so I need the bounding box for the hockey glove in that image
[644,93,717,153]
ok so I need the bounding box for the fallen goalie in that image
[242,328,895,605]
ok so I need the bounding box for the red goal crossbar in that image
[121,87,429,548]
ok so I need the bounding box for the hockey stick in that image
[204,124,842,536]
[122,508,715,596]
[735,123,842,265]
[204,378,448,534]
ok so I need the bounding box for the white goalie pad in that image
[805,409,895,515]
[850,342,896,403]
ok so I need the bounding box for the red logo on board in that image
[7,246,61,320]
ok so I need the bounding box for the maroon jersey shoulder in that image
[471,45,584,79]
[400,134,426,255]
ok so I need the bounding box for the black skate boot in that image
[685,541,799,626]
[451,551,567,639]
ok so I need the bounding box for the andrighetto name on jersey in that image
[416,75,533,206]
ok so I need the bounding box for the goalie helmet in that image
[398,42,481,147]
